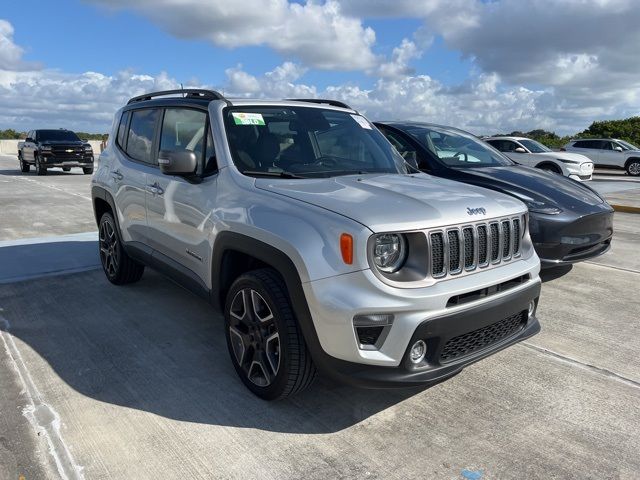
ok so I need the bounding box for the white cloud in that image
[0,19,39,71]
[85,0,378,71]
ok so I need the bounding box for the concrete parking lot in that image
[1,154,639,479]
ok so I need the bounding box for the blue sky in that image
[0,0,638,134]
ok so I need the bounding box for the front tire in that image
[626,159,640,176]
[19,156,30,173]
[35,155,47,176]
[98,212,144,285]
[224,268,316,400]
[83,167,94,175]
[62,167,71,172]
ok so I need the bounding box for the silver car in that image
[485,136,593,181]
[91,90,541,399]
[563,138,640,176]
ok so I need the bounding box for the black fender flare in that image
[210,231,330,373]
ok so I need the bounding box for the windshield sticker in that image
[232,112,266,126]
[351,114,372,129]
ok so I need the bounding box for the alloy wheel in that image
[629,161,640,176]
[99,218,120,278]
[228,288,281,387]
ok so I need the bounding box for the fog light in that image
[409,340,427,364]
[528,300,536,317]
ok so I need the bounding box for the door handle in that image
[111,170,124,181]
[146,182,164,196]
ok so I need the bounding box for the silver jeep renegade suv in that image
[91,90,541,400]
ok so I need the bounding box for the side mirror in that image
[614,146,623,152]
[514,147,527,153]
[158,149,197,176]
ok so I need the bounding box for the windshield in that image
[37,130,81,142]
[224,106,407,178]
[405,125,514,168]
[519,138,551,153]
[617,140,639,150]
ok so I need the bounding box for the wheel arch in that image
[624,157,640,168]
[535,161,563,174]
[211,231,326,368]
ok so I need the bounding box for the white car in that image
[485,136,593,181]
[563,138,640,176]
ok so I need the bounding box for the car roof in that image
[485,136,530,141]
[374,121,482,138]
[124,96,356,114]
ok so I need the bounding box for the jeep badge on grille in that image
[467,207,486,215]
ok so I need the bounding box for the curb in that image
[611,204,640,214]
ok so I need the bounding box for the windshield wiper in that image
[243,170,307,179]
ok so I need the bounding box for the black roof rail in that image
[127,89,227,105]
[286,98,352,110]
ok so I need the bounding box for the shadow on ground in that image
[0,167,84,176]
[0,261,421,434]
[540,264,573,283]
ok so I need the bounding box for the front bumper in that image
[530,208,614,266]
[301,252,540,387]
[41,153,93,167]
[308,279,540,388]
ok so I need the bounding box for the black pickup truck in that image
[18,129,94,175]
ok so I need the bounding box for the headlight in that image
[556,158,579,164]
[524,200,561,215]
[505,190,562,215]
[40,145,52,151]
[84,145,93,152]
[372,233,407,273]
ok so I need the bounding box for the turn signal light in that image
[340,233,353,265]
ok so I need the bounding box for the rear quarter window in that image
[116,111,129,149]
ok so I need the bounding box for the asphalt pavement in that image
[0,154,639,479]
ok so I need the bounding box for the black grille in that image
[440,312,526,362]
[463,227,474,269]
[448,230,460,272]
[431,232,445,276]
[477,225,488,265]
[490,223,500,261]
[428,218,522,277]
[49,145,85,161]
[502,221,511,258]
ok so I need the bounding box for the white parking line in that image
[0,316,84,480]
[9,174,92,201]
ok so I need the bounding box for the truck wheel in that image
[19,158,30,173]
[62,167,71,172]
[224,268,316,400]
[35,155,47,176]
[98,212,144,285]
[626,159,640,176]
[83,167,94,175]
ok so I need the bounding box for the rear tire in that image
[98,212,144,285]
[83,167,94,175]
[35,155,47,176]
[626,159,640,176]
[62,167,71,172]
[224,268,316,400]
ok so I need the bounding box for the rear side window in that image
[573,140,602,149]
[126,109,159,163]
[116,111,129,148]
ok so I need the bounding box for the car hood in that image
[255,173,526,233]
[542,152,592,164]
[451,165,605,212]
